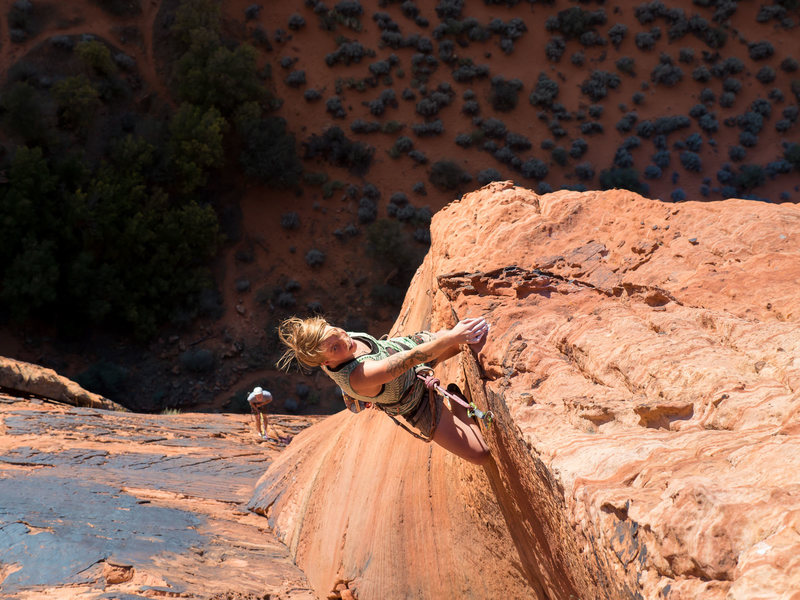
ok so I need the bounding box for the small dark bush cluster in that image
[304,88,322,102]
[429,159,471,190]
[506,132,532,151]
[545,7,607,40]
[325,40,374,66]
[580,70,621,101]
[408,149,428,163]
[581,121,604,135]
[303,126,374,175]
[635,29,660,51]
[288,14,306,30]
[326,96,346,118]
[411,119,444,136]
[680,151,702,172]
[476,168,504,185]
[286,70,306,87]
[651,55,683,86]
[415,85,454,118]
[599,167,648,194]
[545,36,566,62]
[281,212,301,230]
[479,117,507,139]
[608,23,627,47]
[530,73,559,107]
[617,111,639,132]
[748,41,775,61]
[451,61,490,82]
[305,248,326,267]
[616,56,636,75]
[519,158,548,180]
[350,119,380,134]
[489,76,523,112]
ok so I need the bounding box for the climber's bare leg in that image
[431,396,490,466]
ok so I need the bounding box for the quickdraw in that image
[416,368,494,427]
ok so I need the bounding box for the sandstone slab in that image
[250,184,800,599]
[0,391,319,599]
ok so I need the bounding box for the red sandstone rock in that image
[0,389,319,599]
[0,356,125,411]
[250,184,800,600]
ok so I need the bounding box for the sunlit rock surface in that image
[0,388,318,599]
[250,183,800,600]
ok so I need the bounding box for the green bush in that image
[240,117,302,188]
[599,167,648,195]
[168,103,227,193]
[1,81,46,142]
[52,75,101,131]
[75,361,129,399]
[76,40,118,77]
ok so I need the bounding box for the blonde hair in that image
[276,315,332,370]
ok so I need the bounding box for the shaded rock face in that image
[250,183,800,600]
[0,392,318,599]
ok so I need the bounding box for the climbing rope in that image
[416,368,494,427]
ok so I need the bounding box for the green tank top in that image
[321,331,434,416]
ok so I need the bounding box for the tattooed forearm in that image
[386,349,431,378]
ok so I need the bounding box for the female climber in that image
[276,316,491,465]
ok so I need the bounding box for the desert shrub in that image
[580,70,620,101]
[783,142,800,170]
[571,51,586,67]
[303,126,374,175]
[748,41,775,61]
[408,149,428,163]
[569,138,588,158]
[529,73,559,107]
[326,96,347,118]
[476,168,504,185]
[304,89,322,102]
[575,162,595,181]
[608,23,627,47]
[280,212,301,230]
[429,159,471,190]
[479,117,506,139]
[680,151,702,171]
[351,119,380,134]
[288,13,306,29]
[305,248,326,267]
[719,92,736,108]
[393,135,414,153]
[670,188,686,201]
[581,121,604,135]
[781,57,799,73]
[240,117,302,188]
[737,111,764,134]
[756,66,776,84]
[286,70,306,87]
[685,132,703,152]
[411,120,444,136]
[734,164,766,190]
[519,158,548,180]
[599,167,647,194]
[412,181,426,195]
[635,31,657,51]
[644,164,662,179]
[651,60,683,86]
[546,7,607,39]
[616,56,636,75]
[784,105,799,122]
[545,37,566,62]
[775,119,793,132]
[728,145,746,161]
[751,98,772,118]
[652,152,670,171]
[616,112,638,132]
[325,40,373,66]
[739,131,758,147]
[691,66,711,84]
[451,62,490,82]
[490,76,523,112]
[506,132,532,151]
[613,147,634,168]
[679,47,695,63]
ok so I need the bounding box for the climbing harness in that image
[416,367,494,427]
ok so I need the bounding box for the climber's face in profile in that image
[319,327,356,368]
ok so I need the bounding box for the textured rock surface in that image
[0,356,125,411]
[250,183,800,600]
[0,389,319,599]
